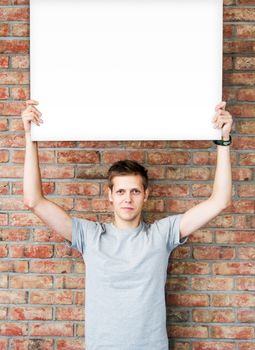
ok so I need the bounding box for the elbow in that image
[24,200,36,211]
[23,197,43,211]
[220,198,232,211]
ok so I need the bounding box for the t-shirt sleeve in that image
[156,214,188,253]
[65,217,94,255]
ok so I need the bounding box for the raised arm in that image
[179,101,233,238]
[22,100,72,241]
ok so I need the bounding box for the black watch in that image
[213,135,232,146]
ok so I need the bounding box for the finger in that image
[29,105,42,117]
[24,106,42,119]
[26,100,39,106]
[23,112,42,124]
[215,101,226,111]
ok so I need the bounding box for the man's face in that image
[108,174,149,227]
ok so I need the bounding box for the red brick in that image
[0,290,27,304]
[10,212,44,226]
[56,307,84,320]
[0,135,24,148]
[235,57,255,70]
[0,275,8,288]
[191,277,233,291]
[54,243,81,258]
[0,56,9,68]
[236,25,255,39]
[166,277,189,291]
[0,150,8,162]
[192,342,235,350]
[57,150,99,163]
[12,181,54,195]
[0,87,9,99]
[30,323,73,336]
[0,322,28,336]
[56,182,99,196]
[239,344,255,350]
[166,167,210,180]
[30,260,72,274]
[169,262,210,275]
[193,247,235,260]
[167,141,211,148]
[13,0,29,3]
[40,166,74,178]
[0,213,8,225]
[212,294,255,307]
[223,87,237,101]
[9,307,52,320]
[0,40,29,53]
[11,339,54,350]
[169,325,208,338]
[0,23,9,36]
[12,150,55,163]
[0,261,28,273]
[224,41,255,54]
[150,184,189,197]
[9,244,53,258]
[236,278,255,291]
[0,181,8,194]
[237,121,255,134]
[0,245,7,257]
[102,151,145,163]
[192,309,235,323]
[232,167,253,181]
[10,275,53,289]
[76,323,84,336]
[171,246,191,259]
[11,23,29,37]
[211,326,254,339]
[77,165,108,179]
[168,294,209,307]
[237,310,255,323]
[56,339,84,350]
[213,262,255,275]
[0,7,28,20]
[224,24,234,38]
[0,339,7,349]
[0,72,28,85]
[239,153,255,165]
[55,276,85,289]
[30,291,73,305]
[10,86,30,100]
[75,291,85,305]
[216,231,255,244]
[225,74,255,86]
[73,261,85,274]
[224,8,255,22]
[78,140,120,148]
[148,151,190,165]
[188,230,213,243]
[232,136,255,150]
[0,101,26,116]
[237,88,255,101]
[238,247,255,260]
[238,184,255,198]
[0,228,28,241]
[0,197,24,210]
[223,56,233,70]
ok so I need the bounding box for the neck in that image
[113,215,142,230]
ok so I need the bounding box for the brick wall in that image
[0,0,254,349]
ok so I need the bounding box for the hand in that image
[212,101,233,140]
[21,100,43,133]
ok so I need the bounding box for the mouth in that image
[121,207,134,210]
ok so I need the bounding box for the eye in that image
[116,189,125,195]
[131,189,141,195]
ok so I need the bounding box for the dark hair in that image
[107,159,148,190]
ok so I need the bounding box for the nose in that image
[124,191,132,202]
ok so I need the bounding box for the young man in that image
[22,100,232,350]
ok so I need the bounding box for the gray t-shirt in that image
[69,214,187,350]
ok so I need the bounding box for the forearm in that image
[23,132,44,208]
[210,144,232,208]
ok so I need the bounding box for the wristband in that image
[213,135,232,146]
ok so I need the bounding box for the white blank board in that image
[30,0,223,141]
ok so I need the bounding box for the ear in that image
[144,188,149,202]
[108,187,113,202]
